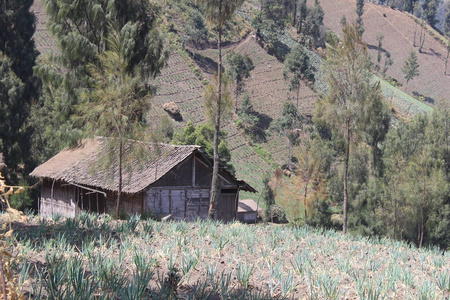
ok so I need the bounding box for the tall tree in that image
[283,44,314,108]
[75,31,155,216]
[303,0,325,48]
[31,0,168,162]
[356,0,365,35]
[444,12,450,75]
[269,102,303,164]
[261,172,275,223]
[296,0,307,34]
[402,50,420,90]
[201,0,244,219]
[0,52,24,179]
[226,52,254,112]
[0,0,38,180]
[314,23,381,234]
[422,0,437,27]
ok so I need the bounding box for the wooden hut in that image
[30,137,256,221]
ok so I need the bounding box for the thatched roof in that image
[30,137,256,193]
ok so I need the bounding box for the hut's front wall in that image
[145,188,210,220]
[40,180,78,218]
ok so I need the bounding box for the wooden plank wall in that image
[105,192,143,216]
[145,187,210,220]
[40,180,78,218]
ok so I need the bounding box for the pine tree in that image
[261,172,275,223]
[201,0,244,219]
[283,45,314,108]
[402,50,420,90]
[356,0,365,35]
[0,0,38,180]
[31,0,168,162]
[226,52,254,111]
[314,23,382,234]
[422,0,437,27]
[75,31,154,217]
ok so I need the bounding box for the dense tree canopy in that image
[31,0,168,163]
[0,0,37,181]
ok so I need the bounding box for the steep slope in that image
[318,0,450,105]
[31,0,58,55]
[190,35,318,165]
[147,51,274,192]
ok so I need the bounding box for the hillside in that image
[147,51,273,192]
[188,35,318,165]
[5,212,450,298]
[318,0,450,106]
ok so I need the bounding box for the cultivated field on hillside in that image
[4,212,450,299]
[190,36,318,166]
[147,51,273,192]
[31,0,58,55]
[318,0,450,106]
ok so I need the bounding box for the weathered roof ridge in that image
[30,137,256,193]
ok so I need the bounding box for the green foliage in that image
[172,122,234,173]
[356,0,365,35]
[226,52,254,99]
[269,102,303,162]
[261,172,275,222]
[9,178,33,211]
[0,0,37,81]
[348,108,450,249]
[303,0,325,48]
[422,0,438,27]
[0,52,25,178]
[0,0,37,181]
[74,30,158,215]
[253,0,285,40]
[31,0,168,164]
[203,73,234,125]
[237,93,264,142]
[402,50,420,86]
[185,11,208,46]
[283,44,314,106]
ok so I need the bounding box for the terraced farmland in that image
[31,0,58,55]
[191,36,318,166]
[148,51,273,192]
[318,0,450,106]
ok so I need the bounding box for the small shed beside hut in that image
[237,199,261,223]
[30,137,256,221]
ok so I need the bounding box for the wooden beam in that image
[192,156,196,187]
[62,182,107,197]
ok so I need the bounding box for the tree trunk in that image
[303,180,308,224]
[208,2,223,220]
[296,86,300,108]
[343,117,350,234]
[419,197,425,248]
[115,140,123,217]
[293,2,297,29]
[445,47,449,75]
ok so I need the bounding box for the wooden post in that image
[96,193,99,213]
[192,157,196,187]
[234,185,240,220]
[51,179,56,217]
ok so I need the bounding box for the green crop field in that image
[4,212,449,299]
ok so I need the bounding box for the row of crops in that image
[8,212,449,299]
